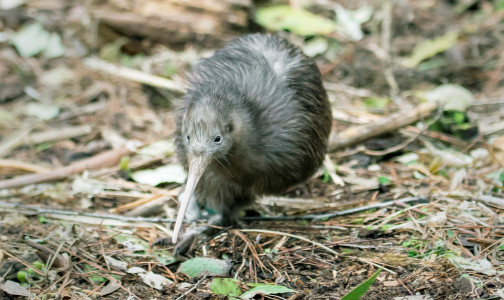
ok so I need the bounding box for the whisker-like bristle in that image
[213,155,234,177]
[221,154,231,167]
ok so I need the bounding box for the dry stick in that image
[233,230,267,271]
[0,159,51,173]
[26,125,93,144]
[0,122,39,158]
[234,242,249,280]
[361,105,443,156]
[474,194,504,210]
[111,193,168,214]
[0,200,175,230]
[0,147,131,189]
[329,102,438,152]
[1,249,45,277]
[244,196,429,221]
[36,271,71,300]
[25,240,70,269]
[83,57,185,94]
[400,126,471,149]
[381,0,399,100]
[175,274,207,300]
[350,257,397,275]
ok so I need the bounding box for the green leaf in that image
[90,276,107,283]
[498,240,504,251]
[178,257,232,279]
[256,5,335,36]
[17,271,28,283]
[364,97,390,109]
[209,278,242,297]
[451,111,466,124]
[496,0,504,10]
[322,169,330,183]
[402,31,458,68]
[377,176,390,185]
[341,267,382,300]
[241,284,294,299]
[119,156,130,170]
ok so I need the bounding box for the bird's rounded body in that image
[174,34,332,240]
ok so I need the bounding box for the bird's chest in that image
[205,156,258,188]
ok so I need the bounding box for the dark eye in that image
[214,135,221,144]
[186,135,190,141]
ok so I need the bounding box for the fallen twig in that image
[474,194,504,209]
[400,126,471,149]
[84,57,185,94]
[0,159,51,173]
[0,122,39,158]
[329,102,438,151]
[25,240,70,270]
[245,196,429,221]
[26,125,93,145]
[381,0,399,100]
[361,105,443,156]
[175,274,207,300]
[0,147,132,189]
[0,200,175,224]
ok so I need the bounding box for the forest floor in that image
[0,0,503,299]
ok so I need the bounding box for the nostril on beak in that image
[191,147,205,157]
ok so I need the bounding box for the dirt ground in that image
[0,0,503,299]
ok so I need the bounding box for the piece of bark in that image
[95,0,252,46]
[329,102,438,152]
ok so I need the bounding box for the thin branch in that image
[26,125,93,145]
[329,102,438,152]
[84,57,185,94]
[0,200,175,224]
[0,159,51,173]
[244,196,429,221]
[0,147,132,189]
[175,274,207,300]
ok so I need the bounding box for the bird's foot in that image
[155,214,231,255]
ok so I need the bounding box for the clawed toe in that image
[173,233,197,255]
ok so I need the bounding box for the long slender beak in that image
[172,155,211,243]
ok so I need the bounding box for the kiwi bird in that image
[171,33,332,249]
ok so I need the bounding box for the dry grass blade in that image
[239,229,339,257]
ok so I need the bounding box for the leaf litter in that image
[0,0,503,299]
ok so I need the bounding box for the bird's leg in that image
[173,191,249,255]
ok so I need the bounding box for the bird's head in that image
[172,90,245,243]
